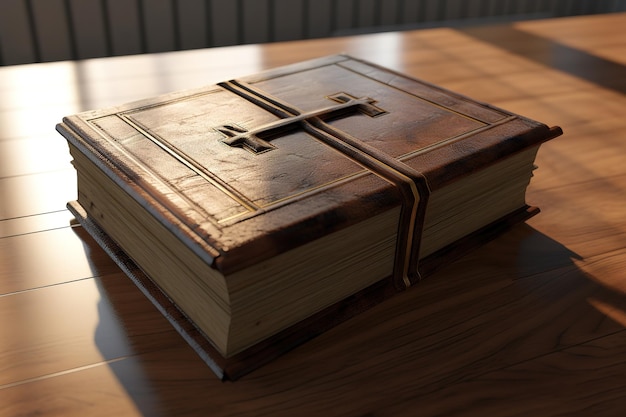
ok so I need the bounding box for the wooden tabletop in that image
[2,12,626,416]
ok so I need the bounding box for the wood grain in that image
[1,13,625,417]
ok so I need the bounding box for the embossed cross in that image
[215,92,387,154]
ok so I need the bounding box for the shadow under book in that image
[56,55,562,380]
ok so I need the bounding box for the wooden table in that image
[2,13,625,416]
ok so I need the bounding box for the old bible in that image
[57,55,562,379]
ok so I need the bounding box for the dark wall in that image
[1,0,625,66]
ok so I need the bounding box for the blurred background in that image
[2,0,626,66]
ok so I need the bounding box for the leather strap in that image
[219,80,431,289]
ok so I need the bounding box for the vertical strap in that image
[219,80,431,290]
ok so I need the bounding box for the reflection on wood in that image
[0,170,76,219]
[0,210,75,239]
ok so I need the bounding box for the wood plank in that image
[0,169,76,220]
[515,12,626,53]
[0,136,71,178]
[573,247,626,297]
[0,107,73,142]
[0,360,153,417]
[0,60,79,100]
[0,225,119,294]
[459,21,626,95]
[494,88,626,134]
[0,271,182,388]
[383,330,626,416]
[527,174,626,258]
[0,210,74,239]
[530,117,626,189]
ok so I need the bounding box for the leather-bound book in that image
[57,55,562,380]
